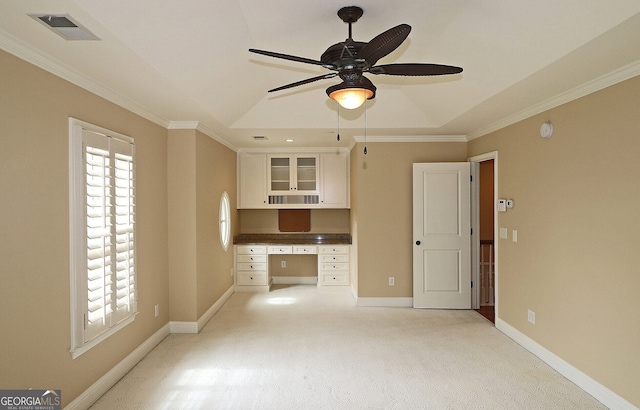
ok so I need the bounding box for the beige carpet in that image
[89,285,605,409]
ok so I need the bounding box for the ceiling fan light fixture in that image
[327,80,376,109]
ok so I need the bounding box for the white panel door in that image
[413,163,471,309]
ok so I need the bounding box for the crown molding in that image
[466,61,640,141]
[353,135,467,143]
[167,121,238,152]
[0,29,170,129]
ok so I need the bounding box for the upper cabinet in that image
[238,150,349,209]
[237,152,267,208]
[268,154,319,195]
[320,151,349,208]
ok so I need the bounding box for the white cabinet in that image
[320,152,349,208]
[235,245,270,291]
[293,245,317,254]
[237,150,349,209]
[268,154,319,194]
[317,245,350,286]
[237,153,267,208]
[267,245,293,254]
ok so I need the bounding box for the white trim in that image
[169,321,199,334]
[0,33,169,129]
[466,61,640,141]
[272,276,318,285]
[168,121,200,129]
[168,121,238,152]
[64,323,170,410]
[496,318,638,410]
[196,284,235,331]
[70,315,137,359]
[356,297,413,307]
[170,284,235,333]
[467,151,499,318]
[353,135,467,143]
[238,146,350,154]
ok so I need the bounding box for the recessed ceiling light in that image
[29,14,100,41]
[286,139,294,142]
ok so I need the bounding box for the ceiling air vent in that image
[252,136,268,141]
[29,14,100,41]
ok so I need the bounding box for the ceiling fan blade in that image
[268,73,338,93]
[249,49,336,69]
[368,63,463,76]
[357,24,411,66]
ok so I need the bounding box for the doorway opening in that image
[470,152,497,324]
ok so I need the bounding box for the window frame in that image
[68,118,137,359]
[219,191,231,251]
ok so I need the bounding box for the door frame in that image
[469,151,498,317]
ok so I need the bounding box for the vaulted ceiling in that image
[1,1,639,149]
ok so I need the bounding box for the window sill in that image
[70,313,137,359]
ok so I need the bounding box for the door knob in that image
[415,241,421,245]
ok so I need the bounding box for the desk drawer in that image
[319,245,349,255]
[320,263,349,271]
[319,272,348,285]
[268,246,293,254]
[236,246,267,255]
[237,272,267,286]
[236,262,267,271]
[293,245,317,254]
[320,255,349,263]
[237,254,267,263]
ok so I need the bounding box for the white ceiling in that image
[1,1,639,149]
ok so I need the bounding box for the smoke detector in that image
[29,14,100,41]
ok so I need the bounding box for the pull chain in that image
[336,102,340,141]
[363,98,368,155]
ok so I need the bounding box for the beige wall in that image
[168,129,198,321]
[468,75,640,406]
[168,129,238,321]
[195,131,238,317]
[0,50,170,406]
[239,209,350,233]
[350,142,468,297]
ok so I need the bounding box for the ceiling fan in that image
[249,6,463,109]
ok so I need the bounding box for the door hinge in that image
[471,281,473,288]
[470,228,473,235]
[470,174,473,182]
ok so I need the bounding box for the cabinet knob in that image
[415,241,421,245]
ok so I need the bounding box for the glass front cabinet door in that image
[268,155,318,194]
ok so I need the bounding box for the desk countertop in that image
[233,233,351,245]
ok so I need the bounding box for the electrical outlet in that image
[512,230,518,242]
[154,304,160,317]
[528,309,535,324]
[281,260,286,268]
[388,277,395,286]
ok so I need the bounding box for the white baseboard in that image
[64,323,170,410]
[496,318,638,410]
[67,285,237,409]
[272,276,318,285]
[170,284,235,334]
[356,296,413,307]
[197,284,235,331]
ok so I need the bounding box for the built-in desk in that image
[233,234,351,292]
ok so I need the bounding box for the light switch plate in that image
[499,228,508,239]
[512,230,518,242]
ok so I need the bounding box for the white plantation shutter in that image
[70,118,136,356]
